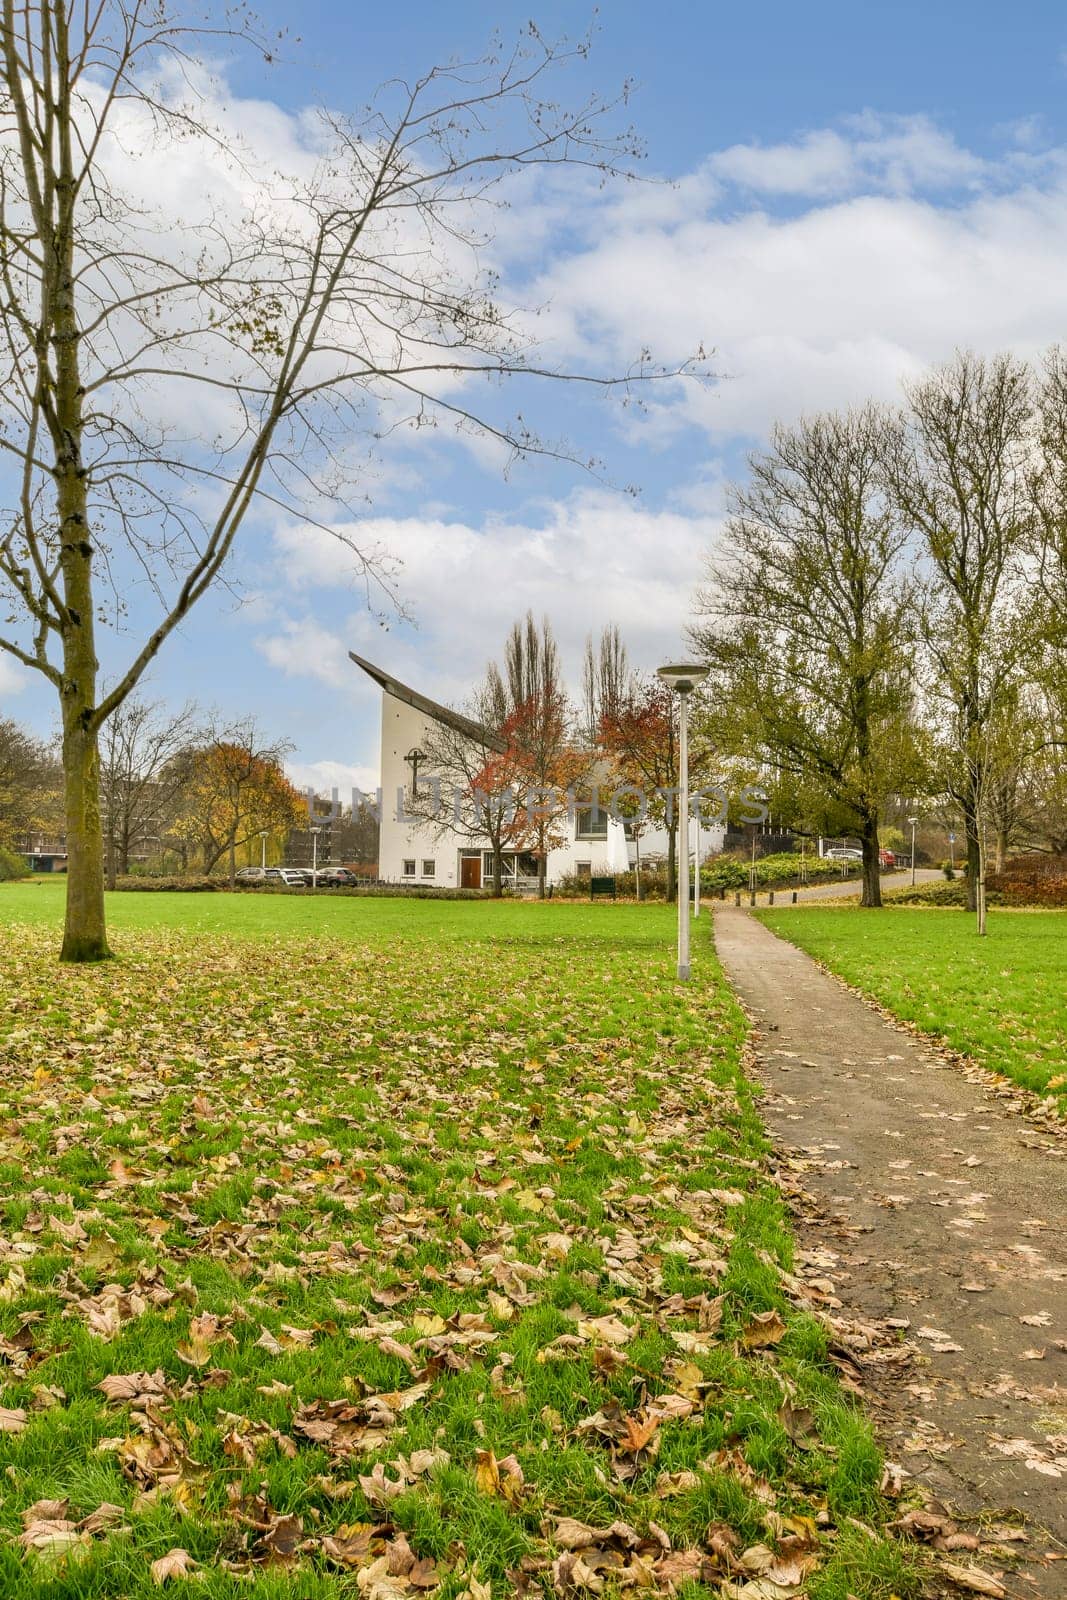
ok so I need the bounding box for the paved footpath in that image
[722,867,943,907]
[713,906,1067,1596]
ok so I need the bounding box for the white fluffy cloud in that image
[268,490,714,693]
[707,113,989,198]
[521,119,1067,442]
[257,617,355,688]
[0,657,25,698]
[286,758,379,800]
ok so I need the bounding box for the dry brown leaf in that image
[150,1547,198,1585]
[576,1313,632,1347]
[741,1310,787,1349]
[938,1561,1007,1597]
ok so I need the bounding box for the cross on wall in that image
[404,748,426,796]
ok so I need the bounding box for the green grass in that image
[0,883,919,1597]
[758,904,1067,1102]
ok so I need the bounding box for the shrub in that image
[554,850,859,901]
[987,854,1067,907]
[942,860,956,880]
[112,875,222,892]
[0,846,30,881]
[888,879,1006,908]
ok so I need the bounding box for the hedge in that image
[887,880,1007,908]
[107,876,492,900]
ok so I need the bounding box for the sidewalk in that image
[714,905,1067,1594]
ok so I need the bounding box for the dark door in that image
[460,855,482,889]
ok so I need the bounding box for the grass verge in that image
[758,904,1067,1105]
[0,886,918,1597]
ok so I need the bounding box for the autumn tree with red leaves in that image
[598,674,711,902]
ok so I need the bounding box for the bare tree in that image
[693,407,919,908]
[0,6,698,959]
[99,696,199,885]
[581,624,630,745]
[487,613,578,898]
[884,353,1035,913]
[345,799,381,869]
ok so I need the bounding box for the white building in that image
[352,653,724,891]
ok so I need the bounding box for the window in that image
[483,852,517,880]
[422,859,436,878]
[575,805,607,841]
[402,859,416,877]
[576,861,592,879]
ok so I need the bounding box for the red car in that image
[879,848,896,868]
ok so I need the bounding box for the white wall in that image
[378,694,459,885]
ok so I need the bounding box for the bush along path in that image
[0,906,923,1599]
[713,905,1067,1599]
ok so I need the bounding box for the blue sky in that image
[6,2,1067,793]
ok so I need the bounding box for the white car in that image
[824,847,863,861]
[264,867,307,887]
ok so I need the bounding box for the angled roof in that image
[349,651,508,754]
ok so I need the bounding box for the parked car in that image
[318,867,360,887]
[879,848,896,868]
[264,867,306,887]
[235,866,267,884]
[824,847,862,861]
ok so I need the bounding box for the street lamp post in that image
[259,830,268,870]
[657,663,709,981]
[908,816,919,886]
[311,826,321,890]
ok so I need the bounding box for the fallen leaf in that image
[151,1548,198,1585]
[741,1310,787,1349]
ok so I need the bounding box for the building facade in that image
[353,653,724,890]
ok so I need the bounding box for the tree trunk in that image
[55,54,109,963]
[57,421,108,958]
[537,848,547,901]
[491,840,504,898]
[994,828,1008,874]
[229,837,237,889]
[859,813,882,908]
[61,718,110,962]
[964,815,981,913]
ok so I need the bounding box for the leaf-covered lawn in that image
[0,888,917,1598]
[757,904,1067,1105]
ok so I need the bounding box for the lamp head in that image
[656,662,709,697]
